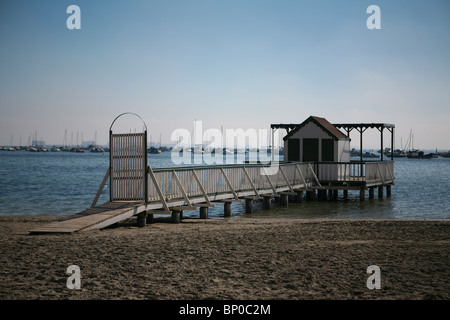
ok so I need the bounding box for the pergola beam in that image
[272,122,395,161]
[333,123,395,161]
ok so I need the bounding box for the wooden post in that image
[137,211,147,227]
[378,186,384,198]
[245,198,253,213]
[369,187,375,199]
[360,188,365,201]
[359,128,363,164]
[317,190,323,200]
[386,185,392,197]
[390,127,394,161]
[224,202,232,217]
[332,190,338,201]
[328,189,333,199]
[343,189,348,200]
[296,190,303,203]
[263,195,271,209]
[306,190,316,201]
[146,213,153,224]
[317,190,325,201]
[200,206,209,219]
[280,193,288,206]
[171,210,181,223]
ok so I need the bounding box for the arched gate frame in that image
[109,113,148,203]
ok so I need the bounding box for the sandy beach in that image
[0,215,449,300]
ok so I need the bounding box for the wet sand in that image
[0,216,449,300]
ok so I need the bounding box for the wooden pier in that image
[29,114,395,234]
[29,161,394,234]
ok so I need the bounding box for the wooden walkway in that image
[29,202,146,234]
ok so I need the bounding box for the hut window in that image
[322,139,334,162]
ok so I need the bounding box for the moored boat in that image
[407,150,433,159]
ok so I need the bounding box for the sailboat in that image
[405,130,432,159]
[383,148,406,158]
[407,150,433,159]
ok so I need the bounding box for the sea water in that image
[0,151,449,220]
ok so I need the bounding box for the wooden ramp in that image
[29,202,146,234]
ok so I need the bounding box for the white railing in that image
[91,160,394,211]
[147,162,317,204]
[315,161,394,184]
[365,161,394,184]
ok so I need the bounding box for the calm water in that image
[0,151,449,220]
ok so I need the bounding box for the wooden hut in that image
[282,116,350,163]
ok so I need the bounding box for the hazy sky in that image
[1,0,449,149]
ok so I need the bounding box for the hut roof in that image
[282,116,348,141]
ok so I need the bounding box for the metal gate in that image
[109,113,148,202]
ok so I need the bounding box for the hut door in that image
[302,138,319,162]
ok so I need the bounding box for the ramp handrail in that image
[147,162,317,203]
[91,161,394,212]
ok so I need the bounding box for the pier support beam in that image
[318,190,327,201]
[224,202,232,217]
[295,190,303,203]
[137,211,147,228]
[306,190,317,201]
[343,189,348,200]
[280,193,288,206]
[245,198,253,213]
[332,190,338,201]
[378,186,384,198]
[386,185,392,197]
[146,213,153,224]
[360,188,365,201]
[200,207,209,219]
[263,195,272,209]
[369,187,375,199]
[171,210,181,223]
